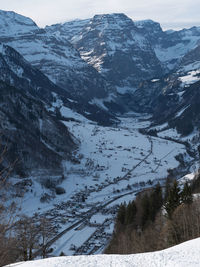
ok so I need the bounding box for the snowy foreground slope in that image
[9,238,200,267]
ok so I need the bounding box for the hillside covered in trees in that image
[105,174,200,254]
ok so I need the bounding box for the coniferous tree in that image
[150,183,163,221]
[164,177,173,201]
[141,194,150,228]
[125,201,137,225]
[117,203,126,225]
[191,171,200,193]
[165,180,180,218]
[181,182,193,205]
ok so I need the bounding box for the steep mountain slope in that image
[48,14,165,94]
[114,20,200,117]
[45,19,90,40]
[0,41,118,125]
[178,44,200,72]
[0,81,77,175]
[134,19,165,45]
[0,10,112,101]
[46,14,200,100]
[0,42,120,177]
[152,79,200,136]
[0,10,38,36]
[0,43,78,175]
[0,43,72,103]
[138,21,200,70]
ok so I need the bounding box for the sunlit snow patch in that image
[179,70,200,85]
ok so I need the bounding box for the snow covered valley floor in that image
[8,238,200,267]
[11,112,192,257]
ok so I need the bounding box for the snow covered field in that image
[11,110,189,256]
[8,237,200,267]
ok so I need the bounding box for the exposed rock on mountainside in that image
[47,14,165,93]
[0,10,112,100]
[136,20,200,70]
[179,44,200,71]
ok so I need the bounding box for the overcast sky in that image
[0,0,200,30]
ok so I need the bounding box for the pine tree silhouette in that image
[165,180,180,218]
[181,181,193,204]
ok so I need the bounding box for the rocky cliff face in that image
[47,14,165,94]
[46,13,200,99]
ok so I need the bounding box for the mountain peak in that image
[84,13,136,33]
[135,19,162,32]
[0,9,39,36]
[92,13,134,25]
[93,13,129,19]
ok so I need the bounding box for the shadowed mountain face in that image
[0,43,71,103]
[0,80,77,175]
[0,44,78,175]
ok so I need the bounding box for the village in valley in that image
[11,109,194,256]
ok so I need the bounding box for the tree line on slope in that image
[105,176,199,254]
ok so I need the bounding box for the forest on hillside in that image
[105,173,200,254]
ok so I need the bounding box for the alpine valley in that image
[1,9,200,260]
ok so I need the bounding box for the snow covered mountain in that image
[46,13,200,100]
[0,10,38,36]
[1,10,200,168]
[1,9,200,170]
[8,237,200,267]
[136,19,200,70]
[1,10,200,106]
[47,14,165,94]
[151,78,200,137]
[0,43,72,103]
[178,43,200,72]
[0,10,113,101]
